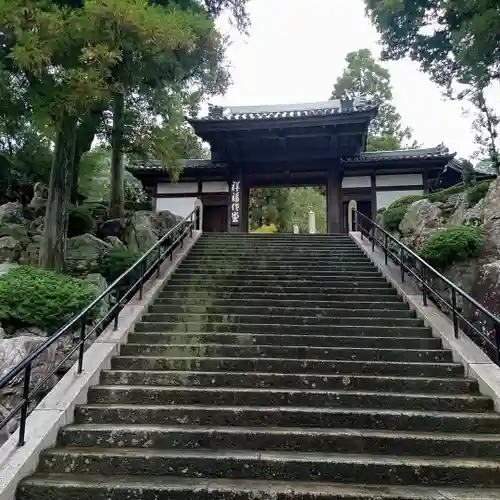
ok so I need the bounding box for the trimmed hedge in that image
[467,180,493,207]
[0,266,97,332]
[384,195,425,232]
[419,226,484,270]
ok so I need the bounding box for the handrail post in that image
[422,265,428,306]
[17,362,32,446]
[113,289,120,330]
[451,288,459,338]
[384,233,388,265]
[157,244,161,278]
[495,322,500,366]
[400,247,405,282]
[139,259,145,300]
[371,224,375,252]
[77,315,86,374]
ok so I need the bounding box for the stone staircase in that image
[17,233,500,500]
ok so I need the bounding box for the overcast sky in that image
[212,0,499,161]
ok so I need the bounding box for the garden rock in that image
[125,211,158,254]
[0,202,25,225]
[66,234,111,275]
[0,235,18,262]
[399,199,443,237]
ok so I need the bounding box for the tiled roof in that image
[446,158,497,177]
[127,159,218,172]
[190,98,378,122]
[342,145,455,164]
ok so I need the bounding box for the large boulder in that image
[483,177,500,225]
[125,211,158,254]
[0,202,25,225]
[19,235,42,265]
[399,199,443,237]
[66,233,111,275]
[0,335,58,444]
[0,235,18,262]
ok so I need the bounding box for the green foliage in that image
[249,188,292,232]
[384,195,424,232]
[331,48,414,152]
[0,266,97,332]
[461,159,476,189]
[386,195,425,211]
[252,224,277,233]
[364,0,500,91]
[377,207,387,214]
[467,180,493,207]
[67,205,93,238]
[99,247,140,284]
[428,184,465,203]
[383,206,408,232]
[287,187,326,234]
[419,226,484,270]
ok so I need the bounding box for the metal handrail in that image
[352,208,500,363]
[0,205,200,446]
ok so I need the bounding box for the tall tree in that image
[249,188,292,232]
[363,0,500,92]
[470,85,500,175]
[331,49,415,152]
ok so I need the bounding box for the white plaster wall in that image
[202,181,229,193]
[342,176,371,189]
[157,182,198,195]
[376,189,424,210]
[156,197,198,217]
[376,173,423,187]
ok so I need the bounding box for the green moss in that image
[419,226,484,270]
[427,184,464,203]
[467,179,493,207]
[0,266,97,332]
[383,195,425,232]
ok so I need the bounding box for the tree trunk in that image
[109,90,125,219]
[70,104,105,204]
[39,113,77,271]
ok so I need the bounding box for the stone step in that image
[180,258,374,265]
[86,386,491,412]
[166,277,389,286]
[127,333,437,349]
[36,447,500,486]
[19,474,500,500]
[136,314,424,329]
[57,423,500,458]
[134,322,431,336]
[173,269,383,278]
[74,404,500,434]
[145,306,416,320]
[161,284,395,294]
[153,297,409,309]
[100,370,476,394]
[157,292,401,302]
[119,344,446,363]
[187,251,368,258]
[110,356,462,378]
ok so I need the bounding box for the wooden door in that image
[203,205,228,232]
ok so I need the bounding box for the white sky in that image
[213,0,499,160]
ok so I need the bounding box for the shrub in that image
[252,224,277,233]
[0,266,97,332]
[377,207,387,214]
[427,184,464,203]
[386,194,425,212]
[68,205,94,237]
[419,226,484,270]
[467,180,493,207]
[383,206,408,232]
[382,195,424,232]
[100,247,140,284]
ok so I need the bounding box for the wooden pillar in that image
[327,168,342,234]
[228,171,243,232]
[241,180,250,233]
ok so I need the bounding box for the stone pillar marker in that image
[308,211,316,234]
[293,225,299,234]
